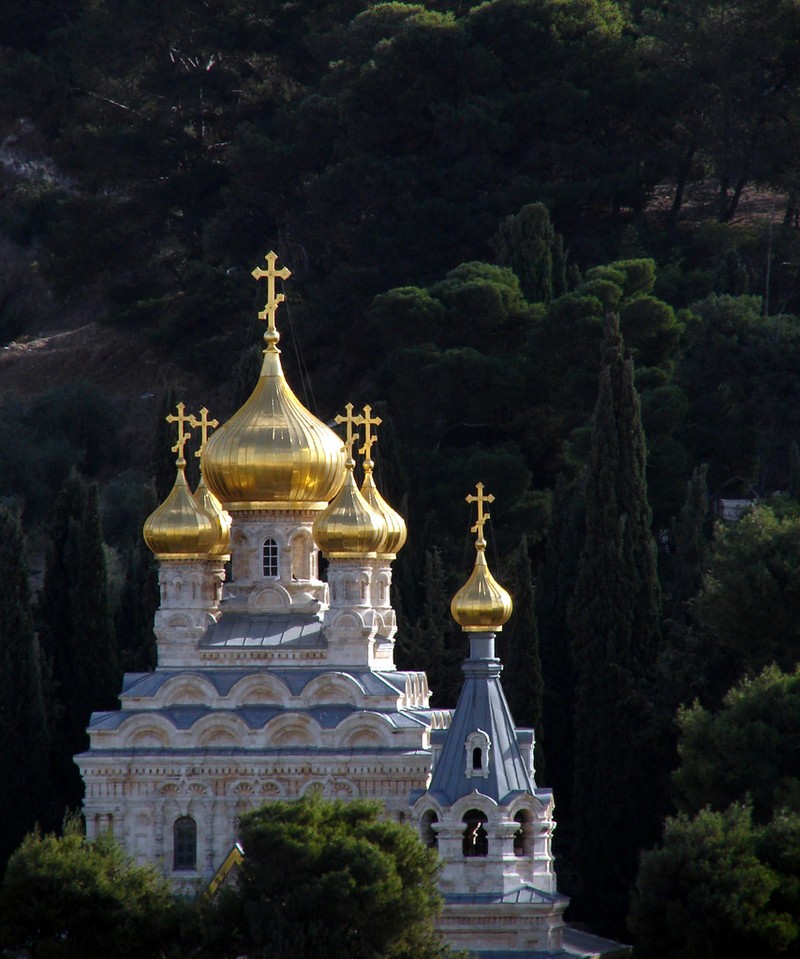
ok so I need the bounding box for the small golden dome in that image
[361,472,407,556]
[451,482,512,632]
[143,469,218,560]
[201,252,346,511]
[194,474,231,559]
[313,465,387,556]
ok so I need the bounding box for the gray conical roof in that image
[427,633,534,806]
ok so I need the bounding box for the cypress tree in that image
[503,536,544,773]
[536,474,583,819]
[490,202,568,303]
[568,314,663,931]
[0,507,48,866]
[39,471,119,815]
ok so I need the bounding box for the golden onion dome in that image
[450,483,513,632]
[361,471,407,556]
[313,463,387,556]
[194,474,231,558]
[143,468,218,560]
[201,252,346,511]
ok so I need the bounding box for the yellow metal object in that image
[313,403,387,555]
[190,407,231,558]
[451,483,513,632]
[202,252,346,511]
[144,467,218,560]
[251,251,291,350]
[357,404,406,556]
[166,401,194,466]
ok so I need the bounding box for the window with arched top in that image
[421,810,439,849]
[462,809,488,857]
[465,730,491,779]
[513,809,534,858]
[262,538,279,578]
[173,816,197,871]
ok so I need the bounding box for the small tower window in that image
[173,816,197,871]
[462,810,488,857]
[465,730,491,779]
[262,538,279,578]
[514,809,534,857]
[421,810,439,849]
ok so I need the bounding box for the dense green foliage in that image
[568,313,664,929]
[0,822,183,959]
[228,795,447,959]
[630,667,800,958]
[0,507,48,865]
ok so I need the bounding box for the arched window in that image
[513,810,534,857]
[472,747,482,771]
[462,809,488,858]
[465,730,491,778]
[173,816,197,871]
[421,810,439,849]
[262,538,279,578]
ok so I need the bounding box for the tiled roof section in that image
[427,640,534,806]
[120,667,422,700]
[88,704,430,732]
[201,612,324,648]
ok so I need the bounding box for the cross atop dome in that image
[166,402,194,468]
[358,404,382,471]
[251,251,291,351]
[466,482,494,548]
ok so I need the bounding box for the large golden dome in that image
[202,252,346,511]
[451,483,512,632]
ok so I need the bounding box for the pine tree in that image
[39,471,119,815]
[502,536,544,773]
[0,507,48,866]
[568,313,663,931]
[536,474,583,819]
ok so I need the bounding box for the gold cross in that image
[334,403,363,462]
[251,251,291,343]
[466,482,495,546]
[166,402,193,466]
[358,404,382,469]
[189,406,219,458]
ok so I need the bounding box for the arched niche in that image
[193,714,247,748]
[300,672,363,707]
[420,809,439,849]
[462,809,489,858]
[228,673,292,707]
[266,714,320,747]
[289,530,315,581]
[158,675,216,707]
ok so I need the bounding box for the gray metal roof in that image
[201,612,324,648]
[444,885,568,906]
[427,636,534,805]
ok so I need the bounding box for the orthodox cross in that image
[166,402,193,466]
[335,403,363,463]
[189,406,219,458]
[358,404,382,470]
[251,251,291,343]
[466,482,494,546]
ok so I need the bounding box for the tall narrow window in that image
[173,816,197,871]
[262,538,279,578]
[462,810,489,857]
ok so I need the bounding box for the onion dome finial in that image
[312,403,386,555]
[143,402,218,560]
[201,252,346,510]
[357,404,407,556]
[451,483,512,631]
[191,406,231,559]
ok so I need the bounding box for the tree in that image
[490,202,567,303]
[690,504,800,706]
[674,665,800,823]
[629,804,799,959]
[232,794,448,959]
[38,471,119,815]
[568,313,664,929]
[0,507,48,867]
[0,821,185,959]
[502,536,544,772]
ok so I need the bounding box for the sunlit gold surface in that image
[194,475,232,558]
[202,251,346,511]
[202,351,346,510]
[313,466,386,555]
[143,469,218,560]
[451,483,513,632]
[361,472,407,556]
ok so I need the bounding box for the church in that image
[76,253,626,959]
